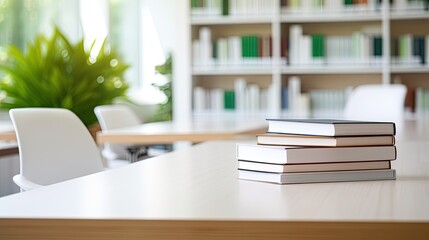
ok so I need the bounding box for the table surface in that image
[0,122,15,142]
[0,122,18,156]
[1,118,429,239]
[96,119,268,144]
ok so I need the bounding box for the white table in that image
[0,119,428,239]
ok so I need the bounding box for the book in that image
[238,160,391,173]
[266,119,396,136]
[236,144,396,164]
[224,90,235,109]
[256,133,395,147]
[238,169,396,184]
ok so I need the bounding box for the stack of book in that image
[237,119,397,184]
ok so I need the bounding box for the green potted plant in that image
[0,27,129,128]
[151,54,172,122]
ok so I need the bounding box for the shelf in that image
[183,0,429,122]
[192,65,274,75]
[390,11,429,20]
[391,65,429,74]
[191,16,273,25]
[193,110,269,121]
[281,12,382,23]
[281,65,382,75]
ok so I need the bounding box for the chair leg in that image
[126,145,149,163]
[126,146,141,163]
[137,146,149,160]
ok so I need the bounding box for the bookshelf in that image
[184,0,429,121]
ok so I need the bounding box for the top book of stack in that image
[266,119,396,137]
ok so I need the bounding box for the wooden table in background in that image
[0,123,15,142]
[0,123,17,156]
[96,119,268,144]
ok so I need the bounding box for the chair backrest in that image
[10,108,104,186]
[343,84,407,122]
[95,105,142,130]
[94,105,142,159]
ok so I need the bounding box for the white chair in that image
[94,105,148,165]
[9,108,105,191]
[343,84,407,123]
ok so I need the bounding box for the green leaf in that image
[0,26,130,126]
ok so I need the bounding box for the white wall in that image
[141,0,191,123]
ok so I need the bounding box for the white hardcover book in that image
[205,0,221,15]
[407,0,424,10]
[327,36,342,64]
[238,169,396,184]
[205,88,211,110]
[265,119,396,136]
[214,0,223,15]
[289,25,303,65]
[361,33,370,64]
[301,0,312,13]
[288,76,301,113]
[256,133,395,147]
[344,36,352,63]
[326,0,343,13]
[192,40,201,66]
[266,0,275,15]
[236,0,243,16]
[266,83,276,114]
[236,143,397,165]
[249,0,256,15]
[238,160,392,173]
[297,93,310,117]
[234,78,247,112]
[199,27,213,66]
[230,0,237,16]
[248,84,260,112]
[301,35,311,65]
[260,87,268,110]
[203,0,211,15]
[193,87,206,113]
[217,38,228,65]
[367,0,376,11]
[393,0,407,11]
[210,88,224,112]
[228,36,242,65]
[244,85,250,112]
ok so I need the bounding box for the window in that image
[0,0,167,103]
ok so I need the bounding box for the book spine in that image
[224,90,236,110]
[234,78,246,112]
[199,27,213,66]
[311,34,325,64]
[281,87,288,110]
[289,25,303,65]
[288,76,301,114]
[193,86,206,113]
[373,36,382,57]
[222,0,229,15]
